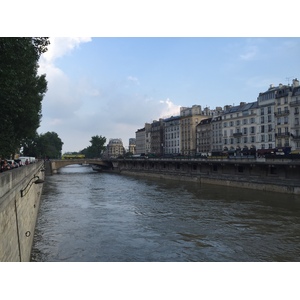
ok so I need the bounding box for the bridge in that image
[48,159,112,174]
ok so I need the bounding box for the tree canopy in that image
[80,135,107,158]
[22,131,63,159]
[0,37,50,158]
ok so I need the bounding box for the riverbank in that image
[0,161,45,261]
[110,157,300,195]
[118,169,299,194]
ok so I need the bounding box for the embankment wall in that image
[111,158,300,195]
[0,162,45,262]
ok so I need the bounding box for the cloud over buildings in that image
[38,38,181,152]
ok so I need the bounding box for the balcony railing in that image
[233,132,243,137]
[274,110,289,117]
[275,132,290,138]
[290,99,300,107]
[291,134,300,140]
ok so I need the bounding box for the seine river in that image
[31,164,300,262]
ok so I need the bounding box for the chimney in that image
[293,78,299,87]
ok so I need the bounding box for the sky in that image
[2,1,300,155]
[37,37,300,153]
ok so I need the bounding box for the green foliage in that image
[0,37,50,158]
[80,135,107,158]
[22,131,63,159]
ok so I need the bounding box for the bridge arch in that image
[49,159,112,174]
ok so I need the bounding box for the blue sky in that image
[2,1,300,153]
[37,37,300,152]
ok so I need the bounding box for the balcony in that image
[233,132,242,137]
[291,134,300,140]
[275,132,290,138]
[274,110,289,117]
[290,99,300,107]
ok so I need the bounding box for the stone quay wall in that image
[0,161,45,262]
[110,157,300,195]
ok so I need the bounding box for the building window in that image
[268,106,271,114]
[268,134,272,142]
[285,127,289,134]
[261,116,265,123]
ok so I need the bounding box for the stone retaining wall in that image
[0,162,45,262]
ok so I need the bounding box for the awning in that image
[290,150,300,154]
[257,149,274,154]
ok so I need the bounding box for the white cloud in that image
[37,38,182,152]
[159,98,181,118]
[127,76,140,85]
[239,45,258,61]
[40,37,92,64]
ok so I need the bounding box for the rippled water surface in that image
[31,165,300,261]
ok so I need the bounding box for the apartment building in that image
[133,78,300,157]
[106,138,125,158]
[163,116,180,155]
[135,123,151,155]
[222,102,258,155]
[290,79,300,151]
[196,118,212,155]
[211,115,223,152]
[135,127,146,155]
[257,84,280,154]
[180,105,207,155]
[128,138,136,154]
[150,119,164,156]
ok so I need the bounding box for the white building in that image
[135,123,151,155]
[222,102,258,156]
[163,116,180,155]
[106,138,125,158]
[290,79,300,151]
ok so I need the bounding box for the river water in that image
[31,164,300,262]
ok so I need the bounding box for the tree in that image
[22,131,63,159]
[0,37,50,158]
[80,135,106,158]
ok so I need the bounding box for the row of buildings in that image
[105,78,300,158]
